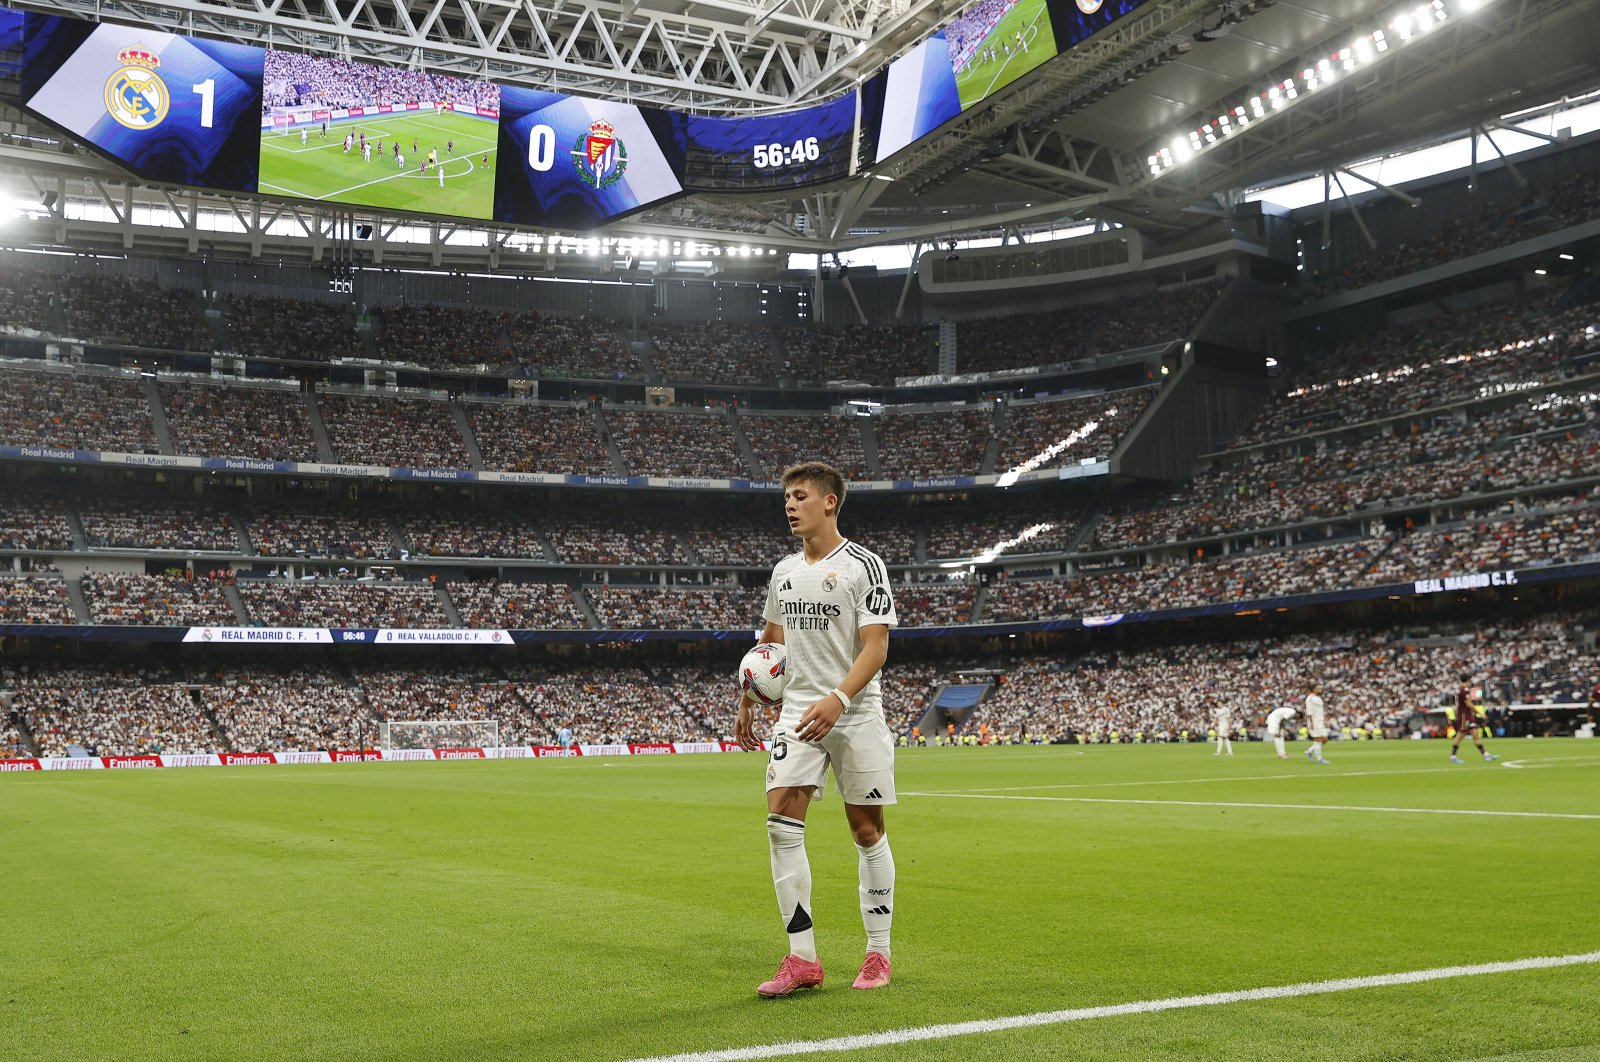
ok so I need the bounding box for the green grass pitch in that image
[258,110,499,219]
[3,741,1597,1060]
[953,0,1055,110]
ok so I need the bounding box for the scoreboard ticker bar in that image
[9,0,1151,231]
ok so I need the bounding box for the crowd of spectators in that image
[467,401,615,475]
[1235,293,1597,447]
[686,516,796,566]
[376,303,505,369]
[781,325,932,386]
[893,581,977,627]
[544,514,683,566]
[242,503,398,559]
[1305,169,1600,296]
[351,664,542,747]
[0,493,72,552]
[82,572,238,626]
[201,665,373,752]
[447,580,588,629]
[80,499,237,552]
[220,295,364,361]
[0,575,76,624]
[60,275,211,351]
[995,388,1153,474]
[238,580,449,627]
[511,662,708,745]
[11,665,218,756]
[400,511,547,559]
[1385,492,1600,577]
[318,391,471,468]
[0,368,155,453]
[737,412,870,480]
[606,409,749,479]
[162,381,319,462]
[585,584,763,630]
[647,323,776,385]
[262,51,499,111]
[0,264,58,333]
[504,312,637,379]
[922,501,1086,561]
[956,286,1216,375]
[874,408,995,479]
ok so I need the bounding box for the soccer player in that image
[438,165,445,188]
[735,461,898,998]
[557,721,573,752]
[481,152,491,170]
[1210,694,1233,757]
[1266,703,1297,758]
[397,152,405,170]
[321,120,328,138]
[300,127,308,146]
[1450,675,1499,763]
[447,138,455,155]
[1304,682,1330,764]
[363,143,372,163]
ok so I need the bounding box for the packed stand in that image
[239,580,449,627]
[162,381,318,462]
[510,662,708,744]
[13,666,218,756]
[921,503,1086,562]
[874,408,994,480]
[995,388,1153,474]
[647,322,776,385]
[687,516,795,566]
[350,665,541,747]
[0,575,76,624]
[585,584,763,630]
[738,412,871,480]
[200,665,372,752]
[60,274,210,351]
[881,661,943,735]
[606,408,749,479]
[1234,293,1598,447]
[400,511,547,560]
[318,391,471,468]
[0,368,155,453]
[376,303,505,369]
[0,264,59,333]
[893,580,978,627]
[1384,493,1600,576]
[544,514,683,566]
[262,51,498,111]
[0,717,27,758]
[220,294,364,361]
[447,580,589,629]
[782,325,932,386]
[467,401,615,475]
[79,499,238,552]
[503,312,638,379]
[82,572,237,626]
[956,286,1215,375]
[242,503,398,559]
[665,665,735,741]
[1306,170,1600,296]
[0,493,72,551]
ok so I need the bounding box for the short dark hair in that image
[781,461,846,517]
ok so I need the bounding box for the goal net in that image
[378,719,499,751]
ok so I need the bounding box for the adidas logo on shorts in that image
[863,788,883,800]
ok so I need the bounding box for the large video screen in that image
[948,0,1057,110]
[257,51,500,219]
[21,15,264,192]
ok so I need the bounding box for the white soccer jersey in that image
[1212,705,1232,728]
[1305,693,1326,726]
[763,539,897,716]
[1266,706,1297,734]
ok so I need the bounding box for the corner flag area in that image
[259,109,498,219]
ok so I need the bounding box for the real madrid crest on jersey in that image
[822,572,837,593]
[572,119,627,189]
[104,44,170,131]
[1075,0,1105,13]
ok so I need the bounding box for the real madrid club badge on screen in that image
[104,43,169,130]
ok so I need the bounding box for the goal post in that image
[378,719,500,751]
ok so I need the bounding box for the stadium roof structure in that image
[1,0,1599,266]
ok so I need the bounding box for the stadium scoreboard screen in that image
[14,0,1150,229]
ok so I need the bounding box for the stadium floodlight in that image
[1143,0,1482,181]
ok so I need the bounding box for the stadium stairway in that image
[570,586,604,630]
[724,408,764,478]
[196,691,234,752]
[980,401,1004,476]
[914,681,995,736]
[635,332,661,383]
[6,702,41,757]
[382,514,408,557]
[857,417,884,479]
[969,582,990,624]
[435,583,464,627]
[449,399,488,470]
[1065,509,1104,554]
[304,391,337,461]
[143,375,176,455]
[222,582,251,625]
[593,407,630,474]
[62,505,88,551]
[63,577,91,625]
[229,514,255,556]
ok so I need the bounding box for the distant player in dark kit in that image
[1450,675,1499,763]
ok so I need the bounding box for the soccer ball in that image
[739,642,788,706]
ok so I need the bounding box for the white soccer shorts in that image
[765,712,896,805]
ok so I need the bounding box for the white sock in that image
[1273,734,1285,756]
[1222,738,1232,754]
[768,815,815,961]
[857,834,894,959]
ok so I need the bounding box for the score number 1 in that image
[193,78,214,128]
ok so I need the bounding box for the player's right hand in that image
[735,699,761,751]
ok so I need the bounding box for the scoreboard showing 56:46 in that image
[21,15,265,193]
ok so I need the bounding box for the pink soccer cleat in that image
[757,955,824,998]
[852,951,892,990]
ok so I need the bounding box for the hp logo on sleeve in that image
[864,586,893,616]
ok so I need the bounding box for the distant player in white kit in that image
[735,461,898,998]
[1209,693,1233,756]
[300,127,308,146]
[1304,682,1330,764]
[1266,704,1297,758]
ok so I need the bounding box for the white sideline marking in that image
[624,951,1600,1062]
[901,791,1600,821]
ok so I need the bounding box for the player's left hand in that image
[795,695,844,742]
